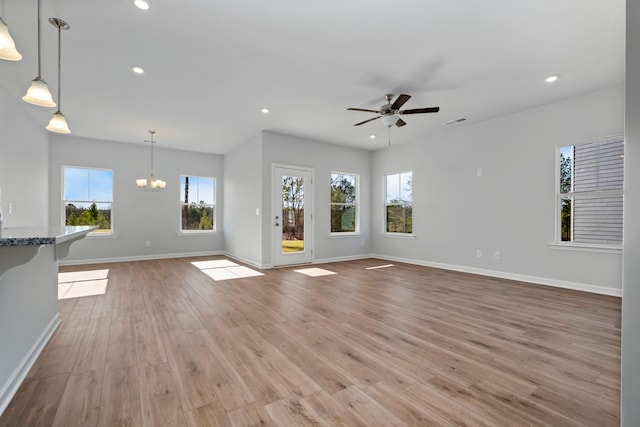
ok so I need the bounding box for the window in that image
[384,171,412,234]
[180,175,215,231]
[558,137,624,245]
[330,172,358,233]
[63,166,113,233]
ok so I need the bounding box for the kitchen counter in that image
[0,225,96,415]
[0,225,96,246]
[0,226,96,278]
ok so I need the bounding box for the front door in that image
[272,166,313,266]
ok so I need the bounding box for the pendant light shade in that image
[0,17,22,61]
[23,77,56,106]
[23,0,55,107]
[46,18,70,134]
[46,111,70,133]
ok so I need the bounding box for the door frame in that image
[271,164,314,267]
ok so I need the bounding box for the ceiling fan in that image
[347,93,439,127]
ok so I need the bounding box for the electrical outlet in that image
[145,241,151,247]
[494,250,501,260]
[476,249,482,258]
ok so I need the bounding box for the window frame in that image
[383,170,414,235]
[179,174,217,234]
[329,171,359,235]
[62,165,114,237]
[553,135,624,250]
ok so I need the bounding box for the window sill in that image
[328,232,362,238]
[547,242,622,254]
[86,232,117,239]
[379,233,416,239]
[177,231,218,236]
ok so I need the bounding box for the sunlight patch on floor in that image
[365,264,394,270]
[294,267,337,277]
[58,269,109,300]
[192,259,264,281]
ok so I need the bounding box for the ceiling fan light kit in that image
[347,93,440,129]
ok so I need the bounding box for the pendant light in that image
[22,0,55,107]
[136,131,166,191]
[0,17,22,60]
[45,18,70,133]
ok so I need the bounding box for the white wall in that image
[372,85,624,295]
[223,133,264,266]
[621,0,640,423]
[49,135,224,262]
[0,85,48,227]
[260,131,372,267]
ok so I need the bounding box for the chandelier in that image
[136,130,166,191]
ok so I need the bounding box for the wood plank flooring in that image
[0,257,621,426]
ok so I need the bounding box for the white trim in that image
[372,254,622,297]
[328,232,363,238]
[313,253,374,265]
[86,232,118,239]
[379,233,416,239]
[0,313,61,417]
[177,231,218,237]
[547,242,622,254]
[59,250,223,266]
[223,251,271,269]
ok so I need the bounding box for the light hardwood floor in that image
[0,257,621,426]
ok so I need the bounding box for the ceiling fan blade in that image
[390,94,411,110]
[347,107,380,113]
[400,107,440,115]
[354,116,381,126]
[395,118,407,127]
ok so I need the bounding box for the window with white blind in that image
[558,136,624,245]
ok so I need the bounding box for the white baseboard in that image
[0,313,61,417]
[313,253,375,265]
[223,252,271,269]
[372,254,622,297]
[222,252,374,270]
[59,250,224,266]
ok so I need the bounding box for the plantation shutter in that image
[572,139,624,244]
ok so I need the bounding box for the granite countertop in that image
[0,226,97,247]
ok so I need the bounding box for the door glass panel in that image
[281,175,305,254]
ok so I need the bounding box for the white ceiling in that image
[0,0,625,154]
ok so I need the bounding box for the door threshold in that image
[273,262,313,269]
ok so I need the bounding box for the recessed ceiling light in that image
[131,65,145,74]
[261,107,270,114]
[133,0,151,10]
[545,74,559,83]
[369,134,376,139]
